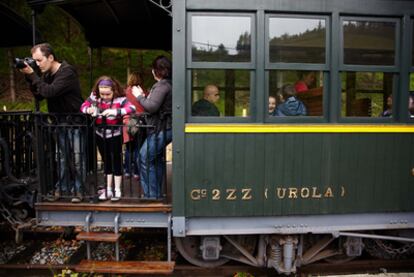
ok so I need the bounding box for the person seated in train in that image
[191,84,221,116]
[409,92,414,118]
[81,75,136,201]
[132,55,172,199]
[268,93,282,116]
[274,84,307,116]
[294,71,316,94]
[380,94,392,117]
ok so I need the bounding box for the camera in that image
[14,57,38,70]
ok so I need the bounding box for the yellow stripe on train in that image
[185,124,414,133]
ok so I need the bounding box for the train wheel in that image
[175,236,230,267]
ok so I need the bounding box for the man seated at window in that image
[192,84,220,116]
[275,84,307,116]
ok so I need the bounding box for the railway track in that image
[0,226,413,276]
[0,261,413,276]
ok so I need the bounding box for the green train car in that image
[4,0,414,274]
[170,0,414,272]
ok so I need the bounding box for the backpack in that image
[126,113,147,136]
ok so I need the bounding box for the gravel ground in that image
[30,239,83,265]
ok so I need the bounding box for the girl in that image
[81,76,136,201]
[123,71,148,179]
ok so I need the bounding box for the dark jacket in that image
[275,96,307,116]
[192,99,220,116]
[137,79,172,133]
[26,61,83,113]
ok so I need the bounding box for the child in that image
[275,84,307,116]
[123,71,148,179]
[268,95,277,116]
[81,76,136,201]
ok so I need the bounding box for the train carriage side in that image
[171,0,414,272]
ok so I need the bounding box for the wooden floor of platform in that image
[35,201,172,212]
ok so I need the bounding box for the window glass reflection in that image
[410,73,414,118]
[412,21,414,66]
[343,20,396,65]
[268,70,324,117]
[192,16,251,62]
[191,69,250,117]
[341,72,394,117]
[269,17,326,63]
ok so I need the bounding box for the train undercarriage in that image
[175,230,414,275]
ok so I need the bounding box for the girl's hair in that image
[92,75,125,99]
[127,71,144,87]
[271,92,284,103]
[152,55,171,79]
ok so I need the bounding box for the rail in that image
[0,111,171,205]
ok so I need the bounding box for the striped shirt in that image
[81,93,136,138]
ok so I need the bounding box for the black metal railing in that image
[32,112,170,202]
[0,111,36,180]
[0,111,37,224]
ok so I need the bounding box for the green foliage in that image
[410,73,414,92]
[233,272,254,277]
[53,268,103,277]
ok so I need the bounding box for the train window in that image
[412,20,414,66]
[343,19,396,66]
[410,73,414,118]
[191,15,251,62]
[268,70,324,117]
[341,72,394,117]
[191,69,251,117]
[268,17,326,64]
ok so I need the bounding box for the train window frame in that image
[187,69,254,122]
[341,17,399,67]
[264,14,330,123]
[338,16,400,123]
[410,19,414,122]
[187,12,256,123]
[187,12,255,67]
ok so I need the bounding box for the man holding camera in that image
[19,42,84,203]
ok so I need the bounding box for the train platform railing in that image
[0,111,36,181]
[0,111,37,237]
[30,112,170,203]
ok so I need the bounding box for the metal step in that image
[76,231,121,242]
